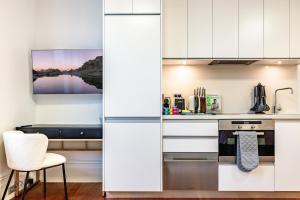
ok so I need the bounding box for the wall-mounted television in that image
[32,49,102,94]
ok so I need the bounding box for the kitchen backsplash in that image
[163,64,299,114]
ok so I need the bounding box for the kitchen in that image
[2,0,300,199]
[104,0,300,199]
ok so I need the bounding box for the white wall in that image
[32,0,103,182]
[163,64,298,114]
[33,0,103,125]
[0,0,36,198]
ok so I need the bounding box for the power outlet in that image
[27,178,34,188]
[8,185,16,194]
[7,178,34,195]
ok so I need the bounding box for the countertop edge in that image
[162,114,300,120]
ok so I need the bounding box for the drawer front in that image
[163,120,218,136]
[163,138,218,152]
[218,164,275,191]
[61,128,102,139]
[21,128,60,139]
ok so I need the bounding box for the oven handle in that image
[233,131,265,136]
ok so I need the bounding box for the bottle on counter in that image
[200,88,206,113]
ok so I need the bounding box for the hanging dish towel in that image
[236,131,259,172]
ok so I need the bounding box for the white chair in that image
[1,131,68,200]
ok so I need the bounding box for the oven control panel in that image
[219,120,274,131]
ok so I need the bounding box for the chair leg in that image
[43,169,46,196]
[62,164,68,200]
[1,170,14,200]
[22,172,29,200]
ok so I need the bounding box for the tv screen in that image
[32,49,102,94]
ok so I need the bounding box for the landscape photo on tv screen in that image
[32,49,102,94]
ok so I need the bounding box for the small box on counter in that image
[206,95,222,114]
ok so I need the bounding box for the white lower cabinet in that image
[163,137,218,153]
[104,122,161,191]
[275,120,300,191]
[218,164,275,191]
[163,120,218,137]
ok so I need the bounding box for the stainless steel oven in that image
[163,152,218,190]
[218,119,275,163]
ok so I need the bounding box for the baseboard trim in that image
[66,161,102,165]
[107,191,300,199]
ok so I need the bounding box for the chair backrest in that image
[3,131,48,171]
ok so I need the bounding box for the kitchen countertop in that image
[163,113,300,120]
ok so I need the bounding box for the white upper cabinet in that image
[275,120,300,191]
[213,0,239,58]
[290,0,300,58]
[104,15,161,117]
[105,0,161,14]
[133,0,161,14]
[239,0,263,58]
[163,0,188,58]
[188,0,212,58]
[264,0,290,58]
[105,0,132,14]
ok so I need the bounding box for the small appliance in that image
[174,94,185,112]
[250,83,270,113]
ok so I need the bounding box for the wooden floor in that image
[12,183,103,200]
[10,183,299,200]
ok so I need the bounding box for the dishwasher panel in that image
[163,153,218,190]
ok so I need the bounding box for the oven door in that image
[218,130,274,163]
[163,153,218,190]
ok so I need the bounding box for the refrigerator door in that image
[104,15,161,117]
[104,120,161,191]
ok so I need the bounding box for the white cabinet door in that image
[264,0,290,58]
[104,15,161,117]
[275,120,300,191]
[133,0,161,14]
[239,0,263,58]
[219,164,274,191]
[104,122,161,191]
[290,0,300,58]
[213,0,238,58]
[188,0,212,58]
[104,0,132,14]
[163,0,188,58]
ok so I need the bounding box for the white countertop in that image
[163,113,300,120]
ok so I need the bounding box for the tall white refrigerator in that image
[103,15,162,191]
